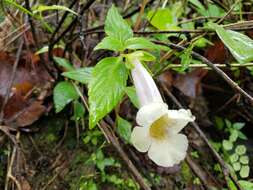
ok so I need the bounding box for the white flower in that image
[130,59,195,167]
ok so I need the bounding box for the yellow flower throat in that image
[149,114,170,140]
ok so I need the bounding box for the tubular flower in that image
[130,59,195,167]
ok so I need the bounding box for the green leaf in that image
[88,57,128,128]
[94,36,125,52]
[125,37,158,50]
[32,5,78,15]
[225,119,232,128]
[240,165,250,178]
[210,23,253,63]
[235,145,246,155]
[116,116,132,143]
[240,155,249,165]
[238,131,247,140]
[62,67,93,84]
[71,100,85,121]
[125,86,140,108]
[232,162,241,171]
[229,130,238,142]
[105,5,133,42]
[230,153,239,163]
[54,57,74,71]
[126,51,156,63]
[233,122,245,130]
[188,0,206,16]
[35,44,64,55]
[4,0,33,16]
[147,8,177,30]
[215,116,224,130]
[53,81,79,113]
[222,140,233,150]
[238,180,253,190]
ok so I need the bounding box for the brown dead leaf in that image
[0,51,53,127]
[205,40,226,64]
[173,69,208,98]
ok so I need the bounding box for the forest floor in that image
[1,0,253,190]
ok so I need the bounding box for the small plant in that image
[215,117,250,179]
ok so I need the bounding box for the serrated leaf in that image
[105,5,133,42]
[125,86,140,108]
[53,81,79,113]
[222,140,233,150]
[210,23,253,63]
[62,67,93,84]
[240,155,249,164]
[235,145,246,155]
[116,116,132,143]
[88,57,128,128]
[94,36,125,52]
[240,165,250,178]
[54,57,74,71]
[125,37,158,50]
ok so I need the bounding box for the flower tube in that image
[130,58,195,167]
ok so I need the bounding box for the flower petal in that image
[148,134,188,167]
[131,126,151,152]
[167,109,195,134]
[136,102,168,127]
[131,59,163,107]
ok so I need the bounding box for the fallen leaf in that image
[173,69,208,98]
[205,40,227,64]
[0,51,53,127]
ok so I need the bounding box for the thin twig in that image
[134,0,148,31]
[49,0,96,60]
[24,0,55,78]
[162,62,253,69]
[155,41,253,105]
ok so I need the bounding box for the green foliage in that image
[125,86,140,108]
[4,0,33,16]
[239,180,253,190]
[189,0,225,17]
[71,100,85,121]
[125,37,158,50]
[147,8,178,30]
[82,129,103,146]
[62,67,93,84]
[209,23,253,63]
[214,117,250,179]
[116,116,132,143]
[79,180,98,190]
[32,4,78,15]
[104,5,133,43]
[53,81,79,113]
[94,36,125,51]
[54,57,74,71]
[88,57,128,128]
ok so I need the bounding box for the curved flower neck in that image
[131,58,163,107]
